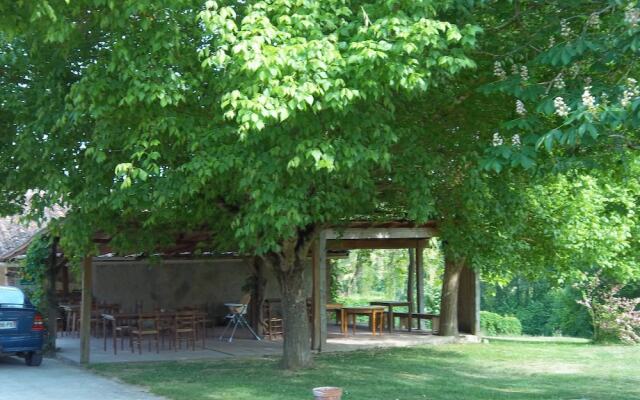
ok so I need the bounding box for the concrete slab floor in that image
[55,325,479,364]
[0,356,164,400]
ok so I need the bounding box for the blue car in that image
[0,285,45,366]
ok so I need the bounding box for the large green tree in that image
[0,1,479,369]
[404,0,640,335]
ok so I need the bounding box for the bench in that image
[392,312,440,333]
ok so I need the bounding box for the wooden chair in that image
[262,299,284,340]
[156,312,175,350]
[102,313,133,354]
[179,305,210,348]
[130,313,160,354]
[172,312,197,351]
[114,315,136,352]
[97,303,120,338]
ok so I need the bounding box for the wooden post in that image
[311,231,328,351]
[416,240,425,330]
[407,248,415,331]
[457,266,480,335]
[312,244,319,350]
[62,263,69,299]
[79,256,93,365]
[326,258,333,303]
[319,232,327,348]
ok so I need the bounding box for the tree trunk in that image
[44,237,60,354]
[439,256,464,336]
[263,225,318,370]
[275,259,312,370]
[249,257,267,335]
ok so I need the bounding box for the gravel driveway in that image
[0,356,164,400]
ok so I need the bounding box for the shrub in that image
[500,316,523,335]
[576,276,640,344]
[480,311,523,336]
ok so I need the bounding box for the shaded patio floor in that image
[56,325,480,364]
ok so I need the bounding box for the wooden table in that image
[369,301,412,332]
[341,306,385,336]
[326,303,343,325]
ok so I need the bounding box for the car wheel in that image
[25,352,43,367]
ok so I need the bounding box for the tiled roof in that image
[0,207,65,261]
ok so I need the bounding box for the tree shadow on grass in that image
[93,344,640,400]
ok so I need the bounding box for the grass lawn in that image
[92,341,640,400]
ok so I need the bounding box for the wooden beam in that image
[416,240,425,330]
[324,227,437,241]
[326,238,426,250]
[80,256,93,365]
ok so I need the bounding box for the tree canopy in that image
[0,0,482,368]
[2,0,639,368]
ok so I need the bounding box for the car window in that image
[0,288,26,305]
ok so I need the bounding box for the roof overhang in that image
[324,220,437,250]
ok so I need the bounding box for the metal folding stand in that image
[219,302,261,342]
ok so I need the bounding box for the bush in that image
[480,311,523,336]
[576,276,640,344]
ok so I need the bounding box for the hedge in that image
[480,311,523,336]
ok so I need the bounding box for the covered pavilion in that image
[0,219,479,364]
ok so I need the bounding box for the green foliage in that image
[0,0,480,260]
[477,1,640,170]
[20,234,50,310]
[480,311,523,336]
[332,246,443,312]
[468,164,640,286]
[483,276,593,337]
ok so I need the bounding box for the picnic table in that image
[341,306,385,336]
[369,301,412,332]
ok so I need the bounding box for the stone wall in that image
[92,257,311,321]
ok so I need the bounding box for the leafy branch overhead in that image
[0,0,479,256]
[199,0,479,136]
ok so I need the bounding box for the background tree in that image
[477,0,640,169]
[21,234,61,353]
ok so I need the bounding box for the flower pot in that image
[312,387,343,400]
